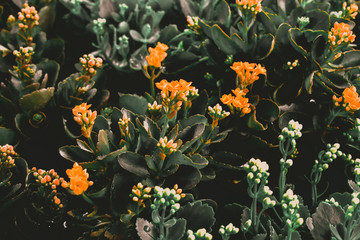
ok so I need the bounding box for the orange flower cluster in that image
[231,61,266,89]
[118,115,130,137]
[342,2,358,19]
[63,162,93,195]
[146,42,168,68]
[155,79,199,119]
[333,86,360,112]
[328,22,356,48]
[79,54,103,80]
[73,103,97,138]
[221,88,252,115]
[0,144,18,169]
[130,182,152,208]
[236,0,262,15]
[30,167,67,208]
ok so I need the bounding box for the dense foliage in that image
[1,0,360,239]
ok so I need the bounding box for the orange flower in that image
[236,0,262,15]
[342,2,358,19]
[146,42,169,68]
[155,79,198,118]
[73,103,97,138]
[333,86,360,112]
[65,162,93,195]
[328,22,356,48]
[231,61,266,89]
[221,88,252,115]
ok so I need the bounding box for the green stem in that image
[150,67,156,99]
[159,206,166,240]
[345,205,359,240]
[286,228,293,240]
[251,184,258,233]
[160,116,169,139]
[279,140,291,199]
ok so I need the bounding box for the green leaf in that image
[118,94,148,115]
[329,192,352,208]
[164,218,176,228]
[145,155,157,171]
[0,127,17,145]
[41,39,65,61]
[306,10,330,31]
[152,209,161,224]
[166,151,208,170]
[167,218,186,240]
[176,201,215,232]
[159,24,180,43]
[96,129,110,156]
[199,21,242,55]
[179,0,200,17]
[76,139,94,153]
[255,99,280,122]
[289,28,308,57]
[177,123,205,152]
[246,110,267,131]
[329,224,342,240]
[93,115,109,132]
[179,115,208,129]
[118,152,149,177]
[59,145,94,162]
[19,87,55,112]
[102,147,127,163]
[129,30,144,42]
[255,34,275,60]
[36,60,60,87]
[305,72,316,94]
[257,11,277,35]
[333,50,360,68]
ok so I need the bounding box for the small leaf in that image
[97,129,110,156]
[179,115,208,129]
[152,210,161,224]
[167,218,186,240]
[136,218,155,240]
[129,30,144,42]
[164,218,176,228]
[76,139,94,153]
[177,201,215,231]
[177,124,205,152]
[59,145,94,162]
[329,224,342,240]
[246,110,267,131]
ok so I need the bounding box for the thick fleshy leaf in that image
[118,94,148,116]
[102,147,127,163]
[76,139,94,153]
[246,110,267,131]
[289,28,308,57]
[307,202,345,240]
[136,117,161,139]
[254,34,275,60]
[0,127,17,145]
[118,152,149,177]
[177,123,205,152]
[166,151,208,170]
[306,10,330,31]
[59,145,94,162]
[166,166,201,189]
[19,87,55,112]
[333,50,360,69]
[179,115,208,129]
[179,0,199,17]
[167,218,186,240]
[36,60,60,87]
[177,201,215,232]
[257,11,277,35]
[255,99,280,122]
[96,129,110,156]
[93,115,109,132]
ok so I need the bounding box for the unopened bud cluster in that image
[93,18,106,34]
[281,189,304,231]
[79,54,103,79]
[241,219,252,232]
[130,182,151,208]
[345,192,360,220]
[324,197,340,207]
[0,144,18,169]
[148,101,163,119]
[17,3,39,33]
[118,115,130,136]
[208,104,230,128]
[29,167,67,209]
[279,120,303,142]
[187,16,200,33]
[12,46,35,81]
[187,229,213,240]
[343,118,360,143]
[243,158,270,185]
[312,143,343,174]
[285,59,300,70]
[279,120,302,170]
[236,0,262,15]
[151,185,185,215]
[262,186,276,209]
[219,223,239,239]
[157,137,180,160]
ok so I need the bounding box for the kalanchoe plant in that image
[278,120,302,199]
[281,189,304,240]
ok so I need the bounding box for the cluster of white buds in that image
[312,143,343,174]
[346,192,360,220]
[208,104,230,128]
[285,59,300,70]
[151,185,185,215]
[281,189,304,230]
[243,158,270,185]
[187,229,213,240]
[279,120,303,141]
[218,223,239,238]
[262,185,276,208]
[324,197,340,207]
[93,18,106,34]
[354,159,360,185]
[297,16,310,29]
[147,101,163,119]
[241,219,252,232]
